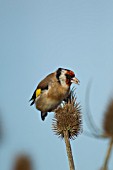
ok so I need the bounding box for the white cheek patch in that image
[59,70,66,80]
[59,70,67,87]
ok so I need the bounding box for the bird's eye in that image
[65,74,72,79]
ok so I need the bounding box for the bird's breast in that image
[35,82,70,113]
[47,83,69,101]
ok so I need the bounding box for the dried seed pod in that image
[52,89,82,139]
[103,99,113,137]
[13,155,32,170]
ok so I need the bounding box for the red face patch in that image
[65,70,75,86]
[68,71,75,78]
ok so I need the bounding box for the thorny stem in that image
[102,138,113,170]
[64,130,75,170]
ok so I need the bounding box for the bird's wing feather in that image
[29,73,55,105]
[37,73,55,90]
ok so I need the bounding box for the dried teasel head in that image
[52,88,82,139]
[13,155,32,170]
[103,99,113,138]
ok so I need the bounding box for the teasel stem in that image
[102,138,113,170]
[52,88,82,170]
[64,130,75,170]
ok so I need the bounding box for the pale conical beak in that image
[71,77,80,85]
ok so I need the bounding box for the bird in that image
[29,68,80,121]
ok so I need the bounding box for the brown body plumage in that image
[35,73,70,112]
[30,68,80,120]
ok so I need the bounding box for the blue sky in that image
[0,0,113,169]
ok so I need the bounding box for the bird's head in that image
[56,68,80,86]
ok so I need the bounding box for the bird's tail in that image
[41,112,48,121]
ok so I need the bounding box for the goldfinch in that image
[29,68,80,121]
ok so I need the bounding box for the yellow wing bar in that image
[36,89,41,98]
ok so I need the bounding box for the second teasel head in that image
[103,99,113,138]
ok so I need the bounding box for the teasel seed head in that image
[13,155,32,170]
[103,99,113,138]
[52,88,82,139]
